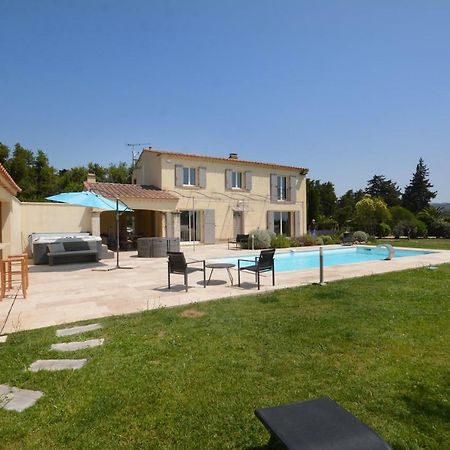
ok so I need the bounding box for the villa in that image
[85,148,309,244]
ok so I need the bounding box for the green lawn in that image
[1,266,449,449]
[377,238,450,251]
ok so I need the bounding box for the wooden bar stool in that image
[2,253,28,299]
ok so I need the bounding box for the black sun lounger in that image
[255,397,392,450]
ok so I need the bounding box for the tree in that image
[34,150,57,200]
[306,179,320,225]
[306,179,337,225]
[402,158,436,213]
[8,143,36,200]
[335,189,365,228]
[365,174,401,207]
[355,195,391,234]
[389,205,415,227]
[0,142,10,166]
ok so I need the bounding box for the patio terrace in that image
[1,244,450,335]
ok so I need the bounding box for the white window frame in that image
[277,176,287,201]
[274,211,290,236]
[231,171,243,189]
[183,167,196,186]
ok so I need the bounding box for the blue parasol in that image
[46,190,133,270]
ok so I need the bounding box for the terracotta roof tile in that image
[143,148,309,173]
[84,182,178,200]
[0,162,21,195]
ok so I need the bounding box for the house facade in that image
[124,148,308,243]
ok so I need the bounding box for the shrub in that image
[353,231,369,243]
[315,237,324,245]
[248,229,272,249]
[413,219,428,238]
[295,234,316,246]
[393,219,417,239]
[376,222,391,238]
[320,235,334,245]
[428,220,450,238]
[271,235,291,248]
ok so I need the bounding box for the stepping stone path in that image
[29,359,88,372]
[51,338,104,352]
[3,322,104,412]
[56,323,102,337]
[0,384,43,412]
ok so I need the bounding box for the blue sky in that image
[1,1,449,201]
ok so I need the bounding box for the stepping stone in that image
[29,359,87,372]
[51,338,104,352]
[0,384,43,412]
[56,323,102,337]
[0,335,7,343]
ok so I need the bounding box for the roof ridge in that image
[143,148,308,173]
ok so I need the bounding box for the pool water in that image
[216,247,432,273]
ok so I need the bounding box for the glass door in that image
[180,210,200,242]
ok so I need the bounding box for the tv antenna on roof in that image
[127,142,151,167]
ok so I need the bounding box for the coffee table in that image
[205,262,235,285]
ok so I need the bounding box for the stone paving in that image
[28,359,88,372]
[0,384,44,412]
[51,338,104,352]
[56,323,102,337]
[1,243,449,334]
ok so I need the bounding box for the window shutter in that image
[293,210,301,237]
[199,167,206,188]
[203,209,215,244]
[225,169,232,189]
[245,171,252,191]
[290,176,297,203]
[267,211,275,232]
[270,174,278,201]
[175,165,183,186]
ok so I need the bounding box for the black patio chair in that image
[237,249,275,290]
[167,252,206,292]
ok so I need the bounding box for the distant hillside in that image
[432,202,450,212]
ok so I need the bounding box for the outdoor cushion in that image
[47,242,65,253]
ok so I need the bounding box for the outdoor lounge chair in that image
[237,248,275,290]
[228,234,250,250]
[342,232,355,246]
[255,397,392,450]
[167,252,206,292]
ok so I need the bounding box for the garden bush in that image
[248,229,272,249]
[376,222,391,238]
[413,219,428,238]
[271,235,291,248]
[353,231,369,243]
[315,237,324,245]
[428,220,450,238]
[320,235,334,245]
[292,234,316,246]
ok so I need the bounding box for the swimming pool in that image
[216,246,432,273]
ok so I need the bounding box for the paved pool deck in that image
[1,244,449,335]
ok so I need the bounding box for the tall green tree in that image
[34,150,57,200]
[0,142,10,166]
[8,143,36,200]
[366,174,401,206]
[355,195,391,234]
[402,158,436,213]
[306,179,337,224]
[335,189,365,228]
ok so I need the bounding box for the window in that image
[183,167,196,186]
[273,211,290,236]
[231,171,243,189]
[277,176,287,200]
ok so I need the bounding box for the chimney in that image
[87,173,96,183]
[228,152,238,160]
